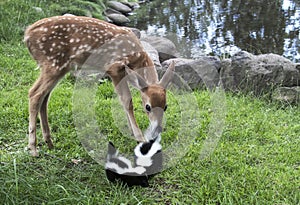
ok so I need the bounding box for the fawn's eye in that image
[145,104,151,112]
[164,104,168,111]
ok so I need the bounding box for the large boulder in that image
[161,57,221,90]
[141,35,179,62]
[220,51,300,94]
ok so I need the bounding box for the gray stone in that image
[120,0,140,9]
[106,13,130,25]
[104,16,114,23]
[104,8,122,15]
[141,35,179,62]
[127,27,141,39]
[32,6,43,13]
[296,63,300,72]
[219,58,234,90]
[162,57,221,90]
[272,86,300,104]
[141,41,161,69]
[220,51,300,94]
[107,1,133,14]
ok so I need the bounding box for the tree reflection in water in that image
[129,0,300,62]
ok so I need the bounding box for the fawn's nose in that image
[156,125,162,134]
[145,120,163,140]
[152,125,162,139]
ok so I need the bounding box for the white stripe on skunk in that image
[105,136,162,187]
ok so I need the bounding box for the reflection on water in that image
[129,0,300,62]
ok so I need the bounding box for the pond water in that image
[129,0,300,62]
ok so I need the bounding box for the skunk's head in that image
[105,137,162,187]
[134,136,162,175]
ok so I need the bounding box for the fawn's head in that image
[126,61,175,140]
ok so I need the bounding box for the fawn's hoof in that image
[28,143,39,156]
[29,147,39,157]
[46,140,54,150]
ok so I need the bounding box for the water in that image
[129,0,300,62]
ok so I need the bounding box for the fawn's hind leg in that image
[40,93,54,149]
[28,67,63,156]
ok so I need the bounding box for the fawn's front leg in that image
[114,78,146,142]
[108,63,146,142]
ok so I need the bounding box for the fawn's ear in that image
[125,66,148,89]
[159,61,175,89]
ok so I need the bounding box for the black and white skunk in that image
[105,136,162,187]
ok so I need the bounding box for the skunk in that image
[105,136,162,187]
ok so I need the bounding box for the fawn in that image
[24,15,174,156]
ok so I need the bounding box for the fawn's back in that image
[24,15,146,73]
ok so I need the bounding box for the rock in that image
[141,41,161,69]
[107,1,133,14]
[272,86,300,104]
[141,35,179,62]
[220,51,300,94]
[138,0,149,4]
[106,13,130,25]
[219,58,234,90]
[104,8,122,15]
[104,8,122,24]
[296,63,300,72]
[126,27,141,39]
[120,0,140,9]
[162,57,221,90]
[104,16,114,23]
[32,6,43,13]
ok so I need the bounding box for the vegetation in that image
[0,0,299,204]
[0,0,106,43]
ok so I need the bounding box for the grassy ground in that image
[1,0,300,204]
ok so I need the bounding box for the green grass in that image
[1,0,300,204]
[1,43,299,204]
